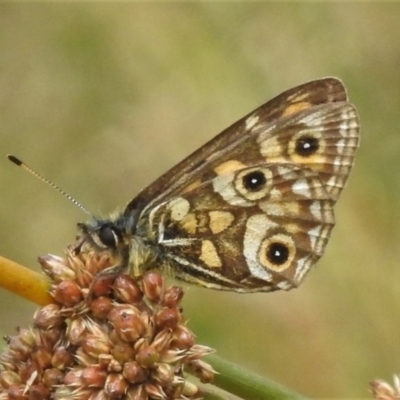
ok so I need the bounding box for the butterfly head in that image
[77,211,137,253]
[75,214,137,277]
[76,208,160,280]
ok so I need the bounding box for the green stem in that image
[201,388,229,400]
[204,354,310,400]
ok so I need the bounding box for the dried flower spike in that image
[0,246,214,399]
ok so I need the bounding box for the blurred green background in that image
[0,3,399,398]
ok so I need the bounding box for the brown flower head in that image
[0,245,215,400]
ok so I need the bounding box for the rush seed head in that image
[0,241,215,399]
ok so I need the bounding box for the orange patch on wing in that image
[214,160,246,176]
[290,153,327,170]
[199,240,222,268]
[182,179,203,194]
[209,211,234,234]
[180,213,198,234]
[281,102,311,117]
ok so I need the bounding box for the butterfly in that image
[78,77,360,293]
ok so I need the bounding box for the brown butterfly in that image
[78,77,360,292]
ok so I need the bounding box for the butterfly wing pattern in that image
[80,77,360,293]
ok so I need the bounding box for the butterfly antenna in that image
[7,154,92,217]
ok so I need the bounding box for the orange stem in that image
[0,255,52,306]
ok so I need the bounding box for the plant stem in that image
[0,255,52,305]
[204,354,310,400]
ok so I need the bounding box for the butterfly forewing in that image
[126,77,352,214]
[257,102,359,201]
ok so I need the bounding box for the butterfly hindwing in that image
[143,163,335,292]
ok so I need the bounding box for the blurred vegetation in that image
[0,3,399,398]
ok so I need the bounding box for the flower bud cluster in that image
[0,248,215,399]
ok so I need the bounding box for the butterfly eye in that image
[294,135,320,157]
[259,233,296,272]
[242,170,267,192]
[266,242,289,265]
[234,167,273,202]
[98,225,120,248]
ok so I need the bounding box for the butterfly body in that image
[79,78,360,293]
